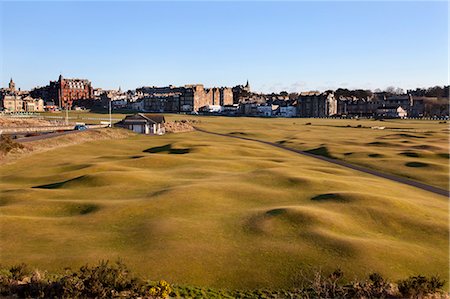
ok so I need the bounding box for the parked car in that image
[74,124,87,131]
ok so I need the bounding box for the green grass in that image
[0,116,448,290]
[185,116,449,190]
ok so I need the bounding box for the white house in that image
[375,106,408,119]
[200,105,223,113]
[115,113,165,135]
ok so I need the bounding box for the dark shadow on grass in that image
[304,146,335,159]
[266,208,287,216]
[367,141,390,146]
[148,188,171,198]
[143,144,190,155]
[437,153,450,159]
[229,132,250,136]
[311,193,349,202]
[33,176,85,189]
[368,153,384,158]
[405,161,429,168]
[79,204,99,215]
[399,152,421,158]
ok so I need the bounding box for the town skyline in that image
[2,75,448,95]
[1,1,448,92]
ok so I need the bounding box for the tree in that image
[385,86,404,95]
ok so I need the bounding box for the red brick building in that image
[49,75,93,108]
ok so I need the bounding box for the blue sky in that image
[0,1,448,93]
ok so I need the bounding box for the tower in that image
[8,78,15,92]
[244,80,250,92]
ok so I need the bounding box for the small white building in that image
[115,113,165,135]
[200,105,223,113]
[376,106,407,119]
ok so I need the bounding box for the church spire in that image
[8,78,15,92]
[244,79,250,92]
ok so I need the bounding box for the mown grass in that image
[0,117,448,291]
[181,116,449,190]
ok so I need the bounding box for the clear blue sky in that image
[0,1,448,93]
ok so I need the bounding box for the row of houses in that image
[2,77,447,118]
[111,91,419,119]
[0,94,45,112]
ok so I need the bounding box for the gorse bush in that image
[347,272,394,299]
[8,263,30,280]
[0,135,24,154]
[398,275,445,298]
[309,268,347,298]
[0,262,446,298]
[0,261,171,299]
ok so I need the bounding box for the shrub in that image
[310,269,347,298]
[0,135,24,154]
[147,280,172,298]
[9,263,30,280]
[0,263,446,299]
[0,261,171,299]
[348,272,394,298]
[398,275,445,298]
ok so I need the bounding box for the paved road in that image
[195,127,449,198]
[15,130,83,143]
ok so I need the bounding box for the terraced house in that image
[138,84,233,113]
[297,91,337,117]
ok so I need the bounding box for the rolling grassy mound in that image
[186,116,449,190]
[0,127,448,290]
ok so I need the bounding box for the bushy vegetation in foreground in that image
[0,261,446,298]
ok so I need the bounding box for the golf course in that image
[0,115,448,290]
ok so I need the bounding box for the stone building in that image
[51,75,93,108]
[23,96,44,112]
[337,96,380,117]
[297,91,337,117]
[0,95,23,112]
[0,94,44,112]
[232,80,251,104]
[31,75,94,108]
[138,84,233,113]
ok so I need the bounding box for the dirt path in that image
[195,127,449,198]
